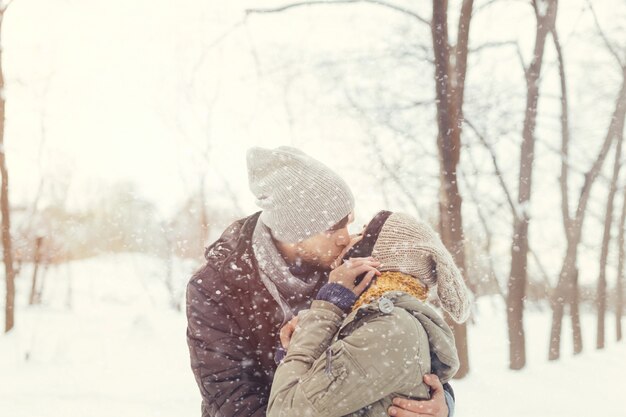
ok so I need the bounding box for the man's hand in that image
[388,374,449,417]
[279,316,299,349]
[328,257,381,296]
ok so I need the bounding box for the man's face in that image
[330,224,366,270]
[292,214,354,270]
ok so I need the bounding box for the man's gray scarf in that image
[252,220,322,325]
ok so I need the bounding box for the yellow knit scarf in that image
[351,271,428,312]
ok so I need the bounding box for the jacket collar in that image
[220,212,263,290]
[203,212,263,294]
[337,291,459,382]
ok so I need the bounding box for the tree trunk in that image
[29,237,44,305]
[37,263,49,305]
[549,242,577,360]
[596,131,624,349]
[570,268,583,354]
[552,23,584,355]
[65,264,73,310]
[0,9,16,333]
[199,176,209,252]
[431,0,473,378]
[617,185,626,342]
[507,217,529,369]
[507,0,558,370]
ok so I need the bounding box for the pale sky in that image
[3,0,626,283]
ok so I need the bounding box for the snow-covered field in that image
[456,301,626,417]
[1,254,624,417]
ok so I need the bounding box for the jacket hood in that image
[195,212,262,301]
[387,292,460,383]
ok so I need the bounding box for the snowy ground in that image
[1,254,624,417]
[455,300,626,417]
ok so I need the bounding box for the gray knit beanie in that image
[372,213,472,323]
[246,146,355,243]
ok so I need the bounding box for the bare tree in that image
[16,72,53,277]
[552,18,585,357]
[595,123,624,349]
[617,186,626,342]
[505,0,558,370]
[161,220,182,312]
[548,5,626,360]
[549,89,623,360]
[463,119,554,304]
[165,46,243,246]
[342,90,432,220]
[28,236,44,305]
[459,157,506,301]
[430,0,476,378]
[0,1,16,333]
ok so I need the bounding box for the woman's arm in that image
[268,300,426,417]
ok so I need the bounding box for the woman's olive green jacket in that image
[268,291,459,417]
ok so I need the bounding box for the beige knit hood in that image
[371,212,472,323]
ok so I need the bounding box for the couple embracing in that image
[186,146,471,417]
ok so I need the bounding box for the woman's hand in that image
[279,316,299,349]
[328,256,381,297]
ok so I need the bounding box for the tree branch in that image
[586,0,625,69]
[463,124,554,296]
[464,118,519,220]
[551,26,573,237]
[474,0,501,14]
[1,0,15,13]
[515,41,527,76]
[190,18,246,85]
[529,246,554,291]
[343,86,436,159]
[344,89,428,218]
[367,131,426,219]
[458,163,506,301]
[469,40,517,54]
[246,0,430,26]
[574,74,626,228]
[473,0,526,14]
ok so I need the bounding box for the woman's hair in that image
[342,210,392,286]
[343,211,392,259]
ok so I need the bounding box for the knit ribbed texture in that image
[252,219,322,325]
[315,283,357,313]
[247,146,354,243]
[371,213,472,323]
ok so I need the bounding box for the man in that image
[186,146,455,417]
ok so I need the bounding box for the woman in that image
[267,210,472,417]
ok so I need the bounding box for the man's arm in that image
[186,278,268,417]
